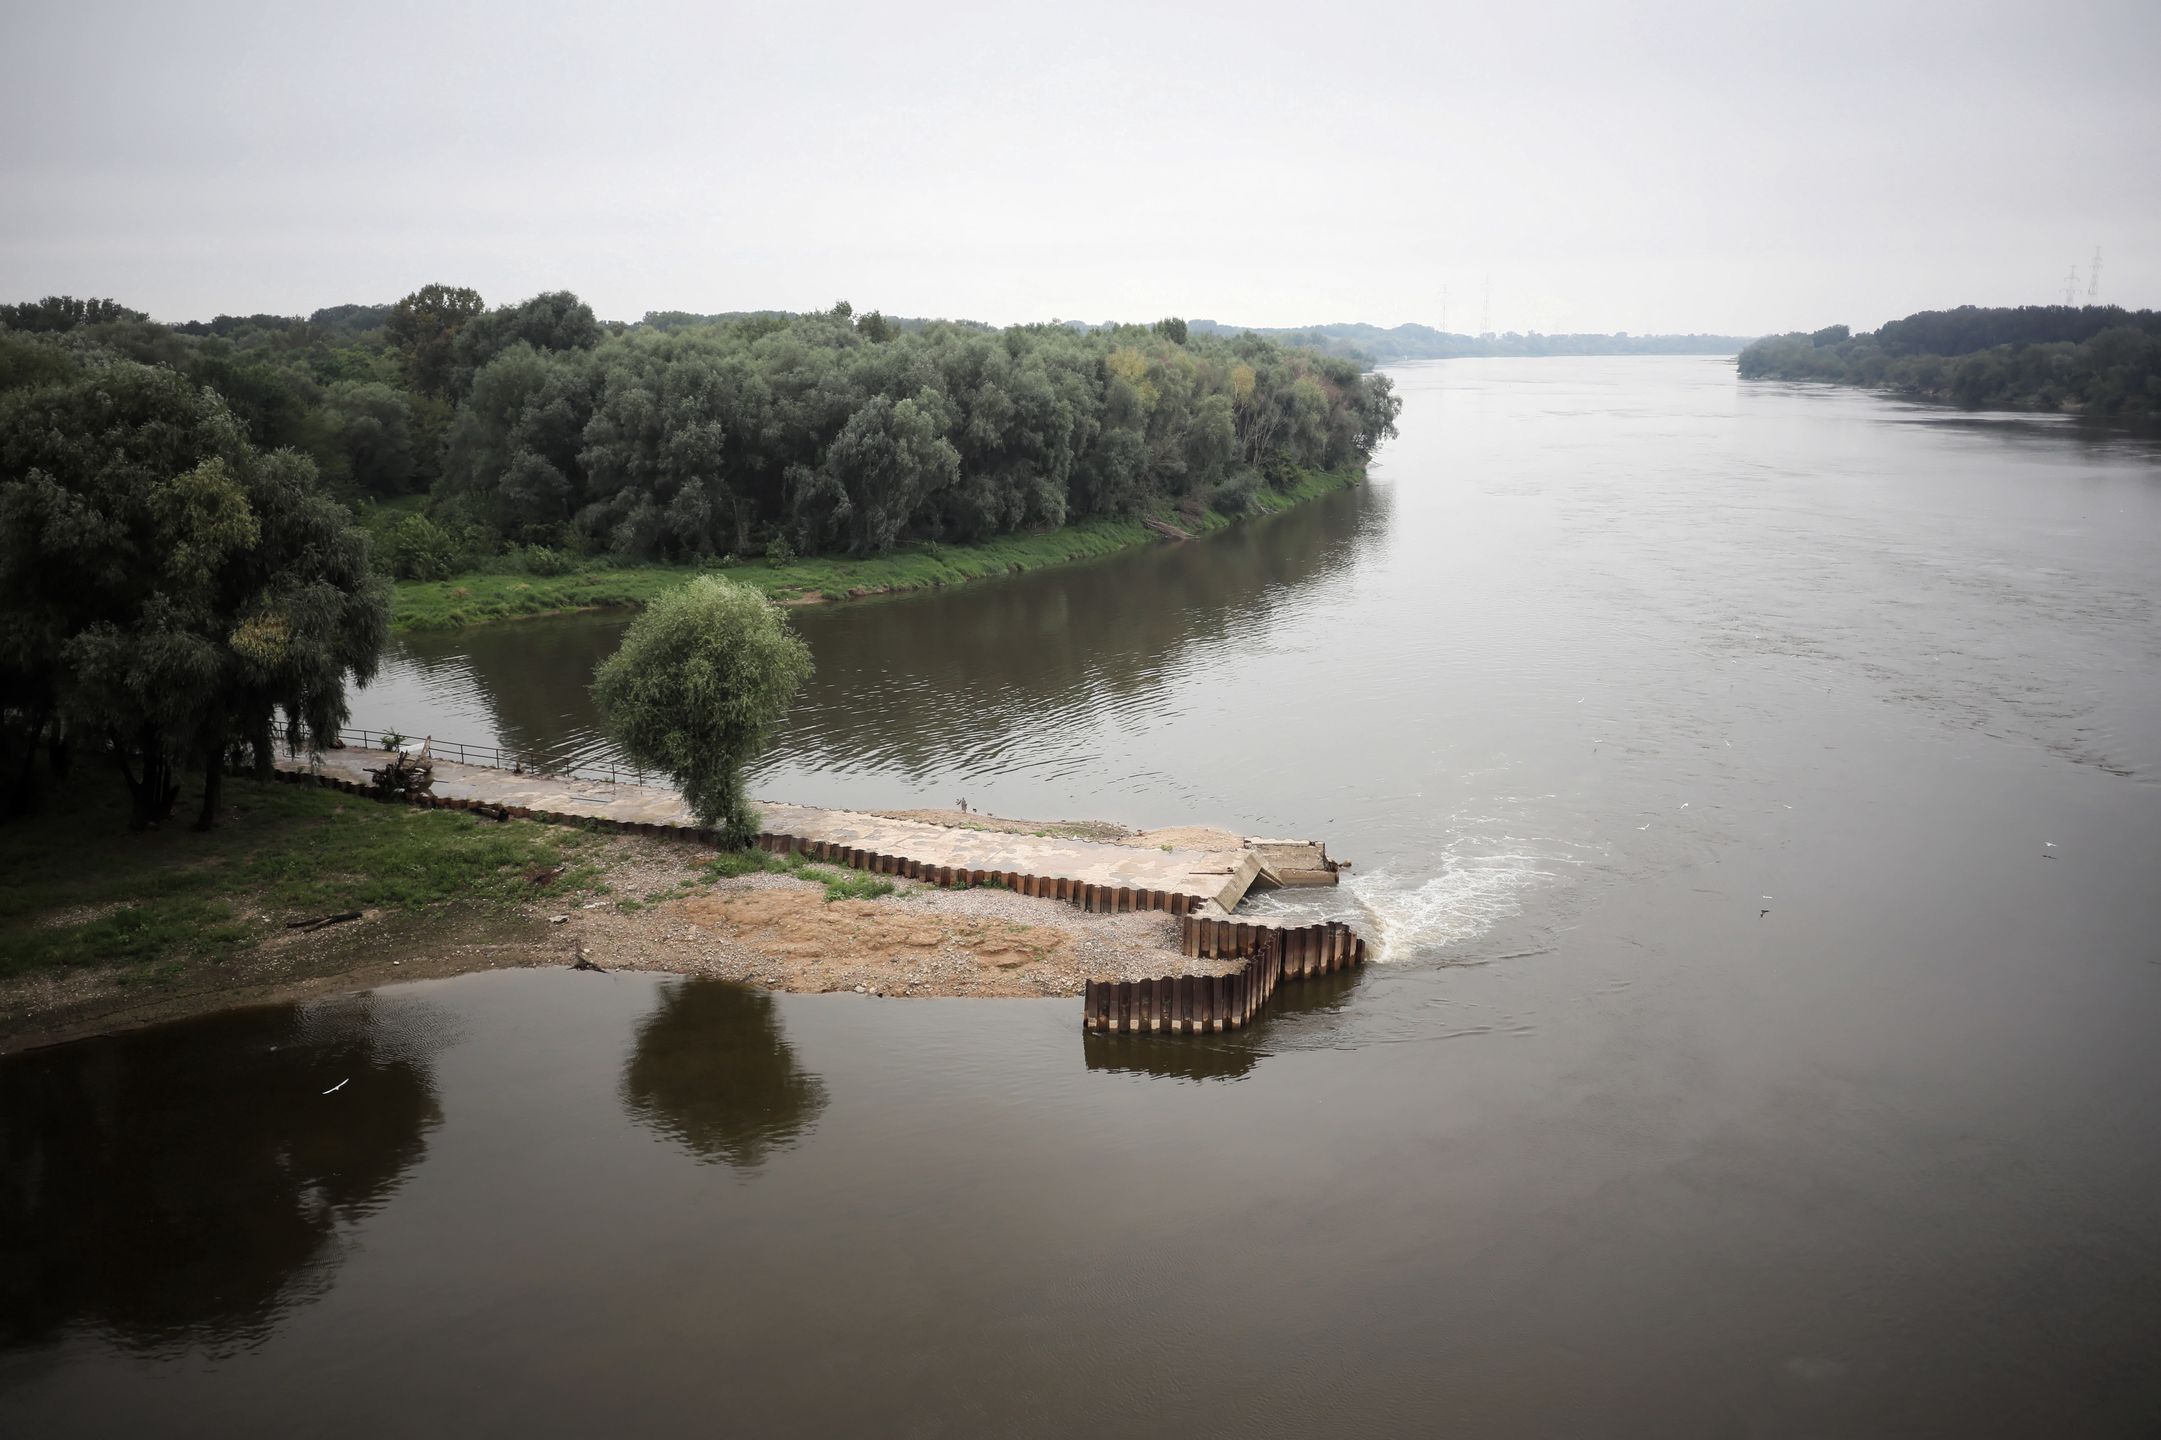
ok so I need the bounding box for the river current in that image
[5,357,2158,1435]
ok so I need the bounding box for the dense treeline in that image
[1737,305,2161,417]
[0,291,1401,583]
[1187,319,1755,364]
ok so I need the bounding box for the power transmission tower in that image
[1481,276,1492,337]
[2064,265,2080,307]
[2088,246,2102,303]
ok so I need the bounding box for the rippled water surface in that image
[6,358,2160,1436]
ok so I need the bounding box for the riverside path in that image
[284,745,1270,911]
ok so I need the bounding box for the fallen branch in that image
[286,910,363,933]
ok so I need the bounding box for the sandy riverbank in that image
[0,826,1245,1054]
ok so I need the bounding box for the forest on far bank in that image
[0,292,1402,582]
[1737,304,2161,417]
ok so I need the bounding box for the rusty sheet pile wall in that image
[1082,919,1365,1035]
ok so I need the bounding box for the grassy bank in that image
[390,465,1364,632]
[0,774,605,984]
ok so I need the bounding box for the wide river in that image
[6,358,2160,1435]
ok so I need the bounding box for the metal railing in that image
[327,727,654,789]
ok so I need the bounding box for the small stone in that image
[854,983,867,994]
[550,915,568,924]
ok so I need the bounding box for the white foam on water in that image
[1346,824,1603,962]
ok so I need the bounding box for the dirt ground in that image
[0,828,1240,1054]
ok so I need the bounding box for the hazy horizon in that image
[5,0,2156,335]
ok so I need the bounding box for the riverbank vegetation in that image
[387,463,1362,630]
[0,773,600,983]
[1737,305,2161,416]
[2,291,1400,582]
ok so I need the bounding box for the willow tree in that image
[590,577,812,845]
[0,363,389,828]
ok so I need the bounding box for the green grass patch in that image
[0,774,601,980]
[801,866,896,903]
[694,846,897,902]
[390,466,1365,632]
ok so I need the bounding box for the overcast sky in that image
[5,0,2155,334]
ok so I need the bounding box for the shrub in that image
[385,514,460,581]
[1208,472,1261,516]
[508,544,579,577]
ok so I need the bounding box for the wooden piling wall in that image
[271,766,1364,1036]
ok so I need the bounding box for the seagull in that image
[322,1078,349,1095]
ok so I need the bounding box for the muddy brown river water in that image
[5,358,2159,1436]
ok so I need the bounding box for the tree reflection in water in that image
[620,979,828,1170]
[0,997,445,1356]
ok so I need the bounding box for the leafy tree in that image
[589,576,811,845]
[821,392,961,554]
[0,331,78,392]
[321,380,419,495]
[386,284,484,399]
[442,343,594,541]
[449,290,602,398]
[0,364,388,828]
